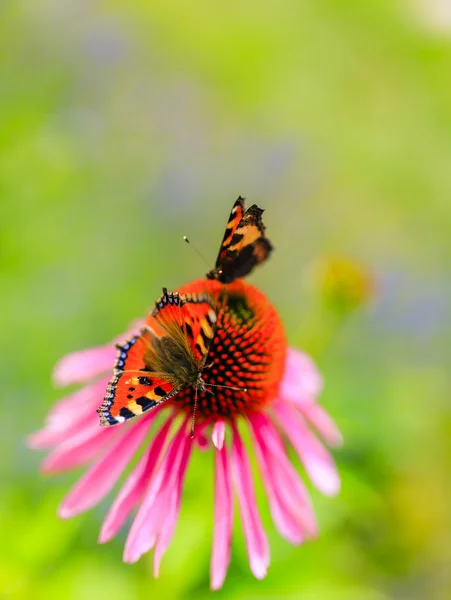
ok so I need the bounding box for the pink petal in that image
[210,442,233,591]
[231,425,269,580]
[52,323,146,388]
[280,348,323,406]
[27,378,110,450]
[124,417,189,564]
[124,319,146,332]
[153,433,193,576]
[196,437,209,451]
[152,487,177,577]
[41,422,118,473]
[212,420,226,450]
[191,419,211,451]
[48,377,109,423]
[53,345,117,387]
[299,402,343,448]
[99,415,174,543]
[274,402,340,496]
[249,415,303,544]
[269,453,318,539]
[58,411,159,519]
[249,413,318,539]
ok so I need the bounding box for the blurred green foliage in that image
[1,1,450,598]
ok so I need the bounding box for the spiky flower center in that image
[173,279,286,420]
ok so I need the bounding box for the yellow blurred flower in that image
[317,256,374,316]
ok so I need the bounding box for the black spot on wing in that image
[219,196,245,245]
[136,396,158,411]
[230,232,244,245]
[120,407,136,420]
[185,321,194,340]
[153,386,166,397]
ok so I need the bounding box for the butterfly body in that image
[142,332,209,399]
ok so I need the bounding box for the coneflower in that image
[29,278,341,589]
[29,198,342,589]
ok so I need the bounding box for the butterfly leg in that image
[191,386,198,439]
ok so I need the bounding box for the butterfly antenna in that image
[183,236,210,269]
[204,383,248,393]
[191,386,198,439]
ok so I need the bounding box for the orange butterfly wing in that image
[216,197,245,265]
[97,330,178,426]
[97,289,217,426]
[151,288,217,363]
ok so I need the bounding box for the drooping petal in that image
[298,401,343,448]
[212,419,226,450]
[249,412,318,539]
[190,419,211,451]
[153,432,193,576]
[99,415,174,543]
[210,441,233,591]
[152,487,178,577]
[58,411,160,519]
[248,414,303,544]
[53,345,117,387]
[280,348,323,406]
[27,378,110,450]
[41,422,118,473]
[231,425,269,580]
[52,322,146,388]
[273,402,340,496]
[48,377,109,424]
[124,417,189,564]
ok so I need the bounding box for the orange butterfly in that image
[97,289,218,426]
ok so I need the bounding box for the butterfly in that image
[206,196,273,283]
[97,288,219,427]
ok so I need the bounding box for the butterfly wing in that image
[98,289,218,426]
[97,330,181,426]
[207,197,273,283]
[151,288,217,364]
[214,197,245,267]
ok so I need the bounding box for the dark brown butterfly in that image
[206,196,273,283]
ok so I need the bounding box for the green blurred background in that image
[1,1,450,598]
